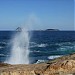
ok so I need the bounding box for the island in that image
[16,27,22,31]
[46,29,60,31]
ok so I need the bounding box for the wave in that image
[0,42,7,45]
[30,50,41,53]
[0,42,7,48]
[35,60,48,64]
[48,55,62,60]
[0,42,7,49]
[37,44,48,47]
[30,41,75,48]
[35,56,62,64]
[57,46,75,52]
[0,46,4,49]
[30,42,48,48]
[0,54,9,57]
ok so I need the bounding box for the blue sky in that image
[0,0,74,30]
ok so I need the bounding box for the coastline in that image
[0,53,75,75]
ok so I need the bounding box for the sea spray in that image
[5,28,30,64]
[5,14,40,64]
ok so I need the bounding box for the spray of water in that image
[5,13,40,64]
[5,28,30,64]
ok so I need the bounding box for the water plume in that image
[5,28,30,64]
[5,13,40,64]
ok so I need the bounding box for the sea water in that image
[0,31,75,64]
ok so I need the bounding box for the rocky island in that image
[0,53,75,75]
[46,29,59,31]
[16,27,22,31]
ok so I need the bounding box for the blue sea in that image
[0,31,75,64]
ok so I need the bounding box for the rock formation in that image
[1,53,75,75]
[16,27,22,31]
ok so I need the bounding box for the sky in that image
[0,0,74,30]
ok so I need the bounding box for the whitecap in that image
[48,55,62,60]
[37,44,48,47]
[0,46,4,49]
[0,54,9,57]
[30,43,48,48]
[30,50,41,53]
[0,42,7,45]
[35,60,47,64]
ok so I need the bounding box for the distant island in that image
[16,27,22,31]
[45,29,60,31]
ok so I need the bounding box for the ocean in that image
[0,31,75,64]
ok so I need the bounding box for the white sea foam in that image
[48,55,62,60]
[37,44,48,47]
[36,60,47,64]
[0,46,4,49]
[0,54,8,57]
[30,50,41,53]
[30,43,48,48]
[0,42,7,44]
[57,46,74,52]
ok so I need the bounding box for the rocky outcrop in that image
[1,53,75,75]
[16,27,22,31]
[45,60,75,75]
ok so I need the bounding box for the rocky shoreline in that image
[1,53,75,75]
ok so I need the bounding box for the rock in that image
[0,63,11,67]
[16,27,22,31]
[44,60,75,75]
[1,53,75,75]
